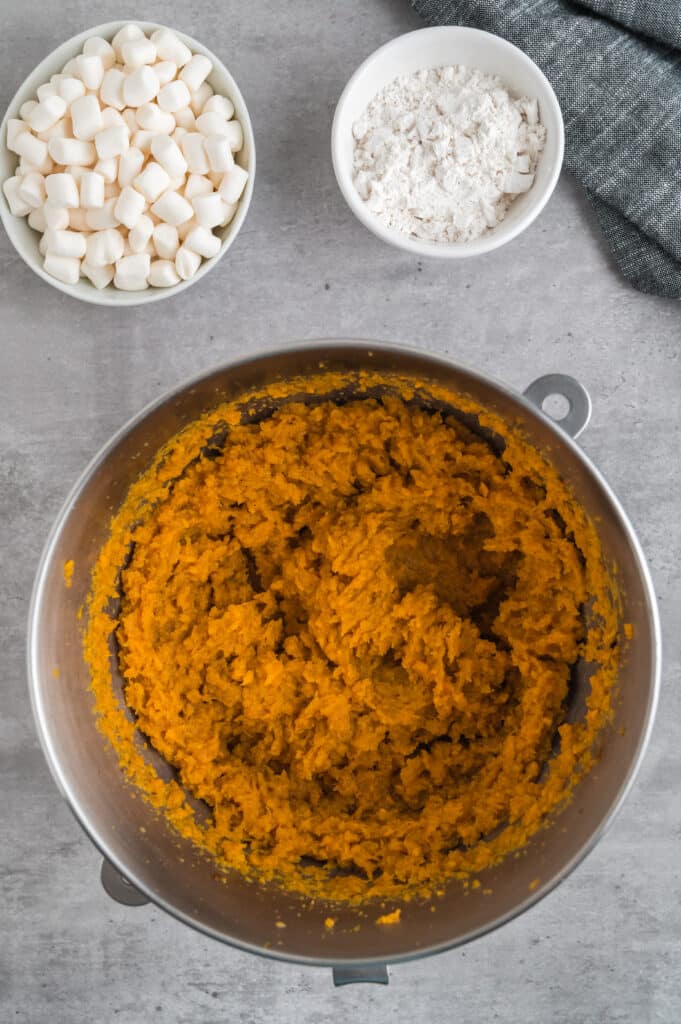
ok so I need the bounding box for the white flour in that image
[352,65,546,244]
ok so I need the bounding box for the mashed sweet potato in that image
[84,371,620,901]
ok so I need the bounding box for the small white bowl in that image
[332,27,564,259]
[0,21,255,305]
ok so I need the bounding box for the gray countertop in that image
[2,2,680,1022]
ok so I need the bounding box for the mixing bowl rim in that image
[26,339,661,968]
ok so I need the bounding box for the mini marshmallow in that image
[19,100,37,120]
[61,58,78,76]
[202,94,235,120]
[157,79,191,114]
[118,148,145,188]
[37,82,58,102]
[80,171,105,208]
[37,118,71,142]
[175,245,201,279]
[114,252,151,290]
[219,165,249,204]
[223,121,243,152]
[44,205,70,229]
[131,129,154,153]
[95,125,129,160]
[81,261,114,289]
[191,192,227,228]
[28,95,67,133]
[45,172,80,208]
[184,173,213,200]
[177,215,198,241]
[151,190,193,226]
[86,227,125,266]
[74,54,105,91]
[17,171,46,208]
[128,213,154,252]
[153,61,178,87]
[66,164,88,183]
[221,201,238,225]
[183,225,221,259]
[203,135,234,173]
[121,108,138,133]
[44,253,80,284]
[123,67,159,108]
[6,118,29,153]
[172,126,188,145]
[83,36,116,70]
[3,176,32,216]
[148,259,180,287]
[112,24,145,59]
[150,134,187,178]
[69,207,90,231]
[94,157,118,183]
[189,82,214,117]
[121,37,157,69]
[39,232,49,255]
[133,161,171,203]
[86,198,120,230]
[100,68,126,110]
[115,185,146,228]
[151,28,192,67]
[19,150,54,176]
[44,228,87,258]
[152,222,179,259]
[180,133,209,174]
[48,137,96,166]
[135,103,175,135]
[180,54,212,93]
[71,94,103,141]
[196,111,230,137]
[173,106,196,131]
[58,76,87,104]
[28,206,47,232]
[101,107,126,129]
[15,132,49,168]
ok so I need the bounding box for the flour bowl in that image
[332,28,564,258]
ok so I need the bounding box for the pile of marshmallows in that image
[2,24,249,291]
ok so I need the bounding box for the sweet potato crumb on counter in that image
[275,920,286,929]
[63,559,74,588]
[376,909,402,926]
[52,667,60,679]
[624,622,634,640]
[324,917,336,930]
[529,878,540,891]
[84,370,621,904]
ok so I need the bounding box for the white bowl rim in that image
[0,20,256,306]
[331,26,565,260]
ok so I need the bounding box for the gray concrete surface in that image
[1,2,680,1021]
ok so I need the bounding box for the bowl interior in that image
[0,21,255,305]
[29,343,657,965]
[333,28,564,257]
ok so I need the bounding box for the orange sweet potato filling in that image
[84,372,619,902]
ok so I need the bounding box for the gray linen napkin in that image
[410,0,681,297]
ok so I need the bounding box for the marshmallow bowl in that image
[0,22,255,304]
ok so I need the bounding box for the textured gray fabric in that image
[411,0,681,296]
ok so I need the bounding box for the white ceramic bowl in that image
[332,27,564,259]
[0,21,255,305]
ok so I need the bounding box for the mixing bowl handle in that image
[100,858,150,907]
[523,374,592,440]
[332,965,390,986]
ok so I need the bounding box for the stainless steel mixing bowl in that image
[27,342,660,985]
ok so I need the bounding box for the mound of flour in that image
[352,65,546,244]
